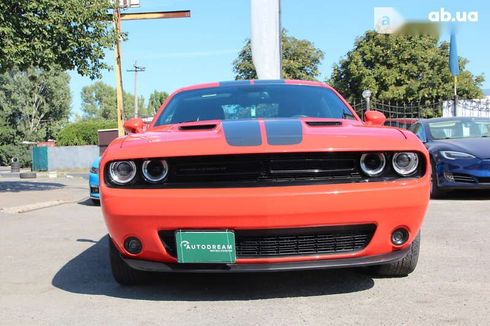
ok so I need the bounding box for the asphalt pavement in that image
[0,177,489,325]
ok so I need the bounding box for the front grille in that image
[165,152,362,186]
[452,173,477,183]
[159,224,376,259]
[105,152,426,188]
[477,177,490,183]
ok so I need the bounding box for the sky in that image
[69,0,490,116]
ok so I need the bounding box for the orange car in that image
[100,80,430,285]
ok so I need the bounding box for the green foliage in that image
[0,67,71,144]
[233,31,324,80]
[0,144,31,167]
[146,90,169,115]
[57,119,117,146]
[80,82,144,120]
[329,31,484,102]
[0,0,118,79]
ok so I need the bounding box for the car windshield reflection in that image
[428,118,490,140]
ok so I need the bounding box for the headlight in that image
[360,153,386,177]
[90,167,98,174]
[392,152,419,176]
[440,151,476,160]
[109,161,137,185]
[142,159,169,183]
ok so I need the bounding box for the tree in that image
[0,0,118,79]
[146,90,169,115]
[233,31,324,80]
[0,67,71,143]
[80,82,144,120]
[57,119,117,146]
[329,31,484,102]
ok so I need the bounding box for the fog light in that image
[391,228,409,246]
[124,237,142,254]
[444,171,454,182]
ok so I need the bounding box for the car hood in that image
[106,119,422,159]
[432,138,490,159]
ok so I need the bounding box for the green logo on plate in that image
[175,231,236,263]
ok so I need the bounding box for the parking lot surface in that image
[1,177,489,325]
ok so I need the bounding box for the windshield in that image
[154,84,356,126]
[428,119,490,140]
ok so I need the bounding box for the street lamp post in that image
[362,90,372,112]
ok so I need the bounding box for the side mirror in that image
[124,118,145,134]
[364,111,386,126]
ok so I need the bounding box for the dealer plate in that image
[175,231,236,263]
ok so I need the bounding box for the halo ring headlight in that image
[142,159,169,183]
[109,161,136,185]
[392,152,419,176]
[360,153,386,177]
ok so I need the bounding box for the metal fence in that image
[351,98,490,120]
[351,99,445,120]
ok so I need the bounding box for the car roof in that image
[419,116,490,124]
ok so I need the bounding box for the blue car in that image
[89,157,101,204]
[410,117,490,198]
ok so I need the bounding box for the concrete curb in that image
[0,199,80,214]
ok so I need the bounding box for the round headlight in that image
[360,153,386,177]
[142,159,169,183]
[109,161,136,185]
[392,152,419,176]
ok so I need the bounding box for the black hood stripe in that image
[223,120,262,146]
[265,119,303,145]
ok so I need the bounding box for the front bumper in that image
[122,247,410,273]
[101,177,429,266]
[435,158,490,190]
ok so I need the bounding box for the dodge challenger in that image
[100,80,430,285]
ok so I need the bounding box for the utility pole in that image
[127,61,146,118]
[113,5,125,136]
[112,0,191,135]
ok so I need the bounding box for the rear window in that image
[154,84,356,126]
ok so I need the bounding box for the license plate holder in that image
[175,230,236,263]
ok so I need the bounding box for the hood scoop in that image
[179,123,217,131]
[305,121,342,127]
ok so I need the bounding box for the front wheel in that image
[369,232,420,277]
[109,237,149,285]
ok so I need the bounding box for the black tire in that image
[19,172,37,179]
[430,160,445,199]
[109,237,148,285]
[370,232,420,277]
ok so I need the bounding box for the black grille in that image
[452,173,477,183]
[105,152,426,188]
[165,152,362,186]
[159,224,376,259]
